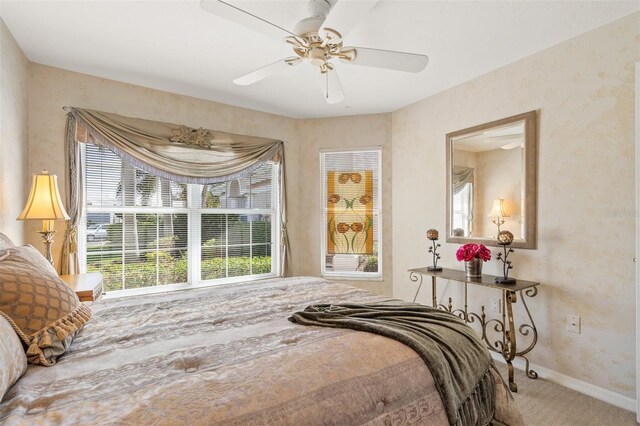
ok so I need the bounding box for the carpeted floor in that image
[499,367,637,425]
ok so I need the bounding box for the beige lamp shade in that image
[488,198,509,219]
[17,171,70,221]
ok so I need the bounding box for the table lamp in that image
[17,170,70,266]
[488,198,509,233]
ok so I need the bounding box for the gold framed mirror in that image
[446,111,537,249]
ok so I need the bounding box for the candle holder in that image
[426,229,442,271]
[495,230,516,284]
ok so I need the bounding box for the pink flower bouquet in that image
[456,244,491,262]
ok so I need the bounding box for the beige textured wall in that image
[392,13,639,398]
[452,150,476,169]
[27,64,300,274]
[0,19,28,245]
[475,148,523,239]
[296,115,393,296]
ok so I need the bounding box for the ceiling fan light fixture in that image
[284,57,303,66]
[320,27,342,46]
[285,27,355,72]
[284,35,309,49]
[337,47,356,62]
[309,47,327,66]
[202,0,429,104]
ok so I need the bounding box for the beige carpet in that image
[498,366,638,425]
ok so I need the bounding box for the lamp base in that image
[427,266,443,271]
[495,276,516,285]
[38,230,55,266]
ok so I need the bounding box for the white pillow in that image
[0,313,27,402]
[0,233,14,250]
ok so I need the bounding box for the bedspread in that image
[0,277,523,425]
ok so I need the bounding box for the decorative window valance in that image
[66,107,284,184]
[452,166,474,195]
[60,107,288,277]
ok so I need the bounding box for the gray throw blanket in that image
[289,301,496,426]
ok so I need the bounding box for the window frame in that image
[80,144,280,297]
[319,147,383,280]
[452,182,473,237]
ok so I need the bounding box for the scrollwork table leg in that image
[431,276,437,308]
[516,287,539,381]
[410,271,423,303]
[504,290,518,392]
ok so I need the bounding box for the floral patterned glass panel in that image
[326,171,374,255]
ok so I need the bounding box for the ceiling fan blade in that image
[318,70,344,104]
[345,47,429,73]
[233,58,300,86]
[319,0,378,40]
[200,0,296,39]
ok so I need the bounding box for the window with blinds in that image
[320,148,382,278]
[83,144,278,294]
[452,183,473,236]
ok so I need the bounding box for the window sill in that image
[321,273,383,282]
[103,273,278,299]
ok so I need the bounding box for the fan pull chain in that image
[325,72,329,100]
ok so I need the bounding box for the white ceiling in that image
[454,122,524,152]
[1,0,638,119]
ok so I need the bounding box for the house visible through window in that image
[83,143,279,294]
[320,148,381,279]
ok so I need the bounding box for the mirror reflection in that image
[451,121,525,240]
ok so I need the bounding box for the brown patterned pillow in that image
[0,245,91,366]
[0,313,27,402]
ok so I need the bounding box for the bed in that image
[0,276,523,425]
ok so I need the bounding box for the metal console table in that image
[408,267,539,392]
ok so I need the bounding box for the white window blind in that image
[452,182,473,237]
[320,148,382,279]
[83,144,278,294]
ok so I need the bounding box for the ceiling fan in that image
[200,0,429,104]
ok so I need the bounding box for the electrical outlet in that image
[567,314,581,334]
[490,298,501,313]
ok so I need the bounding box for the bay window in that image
[83,143,279,294]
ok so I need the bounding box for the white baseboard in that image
[491,353,637,413]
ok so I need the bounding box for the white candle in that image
[42,220,54,232]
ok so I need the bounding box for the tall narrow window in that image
[83,143,279,295]
[452,182,473,237]
[321,148,382,279]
